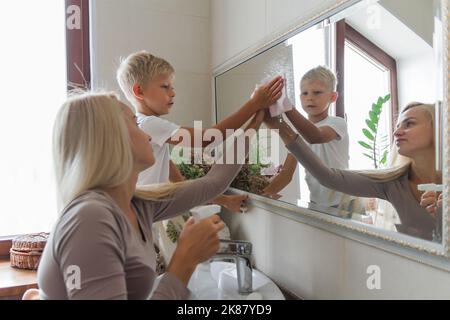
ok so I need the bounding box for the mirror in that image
[215,0,445,243]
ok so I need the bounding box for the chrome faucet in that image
[210,239,253,294]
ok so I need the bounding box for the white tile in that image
[132,0,210,18]
[91,1,132,91]
[128,10,211,74]
[266,0,339,37]
[265,213,345,299]
[211,0,266,68]
[342,239,450,299]
[162,72,212,127]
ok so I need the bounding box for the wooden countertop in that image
[0,258,37,298]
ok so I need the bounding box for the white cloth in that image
[305,116,349,207]
[136,113,180,185]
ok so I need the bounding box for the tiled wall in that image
[90,0,212,127]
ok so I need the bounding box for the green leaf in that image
[383,94,391,103]
[380,150,388,164]
[372,103,382,115]
[358,141,372,150]
[369,110,378,123]
[363,128,375,141]
[363,153,374,160]
[366,119,376,133]
[377,96,384,106]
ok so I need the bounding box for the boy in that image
[262,66,349,208]
[117,51,283,210]
[117,51,282,268]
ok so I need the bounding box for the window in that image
[335,20,399,169]
[0,1,90,238]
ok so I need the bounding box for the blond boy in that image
[263,66,349,208]
[117,51,283,210]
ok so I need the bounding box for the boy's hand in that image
[420,191,442,217]
[251,76,284,110]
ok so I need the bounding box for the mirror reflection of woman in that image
[264,102,442,241]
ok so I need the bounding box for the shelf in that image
[0,258,37,299]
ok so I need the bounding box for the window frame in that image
[66,0,91,90]
[335,20,399,127]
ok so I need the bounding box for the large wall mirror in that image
[215,0,447,249]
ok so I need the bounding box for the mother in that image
[37,89,274,299]
[264,102,441,241]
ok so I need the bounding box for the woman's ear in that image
[132,83,144,101]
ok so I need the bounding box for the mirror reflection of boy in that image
[262,66,351,209]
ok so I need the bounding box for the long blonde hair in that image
[354,102,435,182]
[53,91,186,211]
[334,102,435,218]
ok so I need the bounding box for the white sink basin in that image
[187,261,285,300]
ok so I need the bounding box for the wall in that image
[90,0,212,127]
[397,52,436,108]
[380,0,434,46]
[212,0,450,299]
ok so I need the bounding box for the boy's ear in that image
[330,91,338,103]
[132,84,144,101]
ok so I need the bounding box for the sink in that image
[187,261,285,300]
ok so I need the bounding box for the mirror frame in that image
[213,0,450,268]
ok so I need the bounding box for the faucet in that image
[210,239,253,294]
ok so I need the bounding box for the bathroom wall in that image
[90,0,212,127]
[212,0,450,299]
[397,52,436,108]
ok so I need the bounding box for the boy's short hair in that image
[301,66,337,91]
[116,51,174,106]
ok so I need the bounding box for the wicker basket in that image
[10,249,43,270]
[9,232,49,270]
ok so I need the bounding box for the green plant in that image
[358,94,391,169]
[177,162,208,179]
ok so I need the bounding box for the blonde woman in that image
[264,102,441,241]
[37,92,266,299]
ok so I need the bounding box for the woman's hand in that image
[420,191,442,217]
[263,111,298,145]
[168,215,224,285]
[220,194,249,213]
[245,110,265,131]
[263,110,283,130]
[250,76,284,110]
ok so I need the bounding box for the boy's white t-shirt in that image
[305,116,349,207]
[136,113,180,185]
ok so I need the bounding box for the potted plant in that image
[357,94,391,220]
[358,94,391,169]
